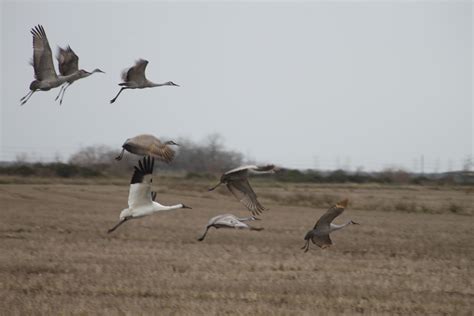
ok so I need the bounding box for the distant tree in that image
[68,145,116,166]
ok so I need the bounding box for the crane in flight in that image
[115,134,178,163]
[107,156,192,233]
[20,25,82,105]
[208,165,277,215]
[55,45,104,105]
[302,199,359,252]
[109,59,179,103]
[197,214,263,241]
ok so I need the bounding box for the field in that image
[0,177,473,315]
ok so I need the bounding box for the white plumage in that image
[108,156,191,233]
[197,214,263,241]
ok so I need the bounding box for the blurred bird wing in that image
[128,156,155,208]
[214,215,241,227]
[314,204,345,230]
[122,59,148,84]
[148,141,175,163]
[226,180,265,215]
[57,45,79,76]
[207,214,230,225]
[312,234,332,248]
[31,25,57,81]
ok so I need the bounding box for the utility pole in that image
[421,155,424,174]
[313,156,319,171]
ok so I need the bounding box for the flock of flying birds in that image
[20,25,178,106]
[20,25,359,251]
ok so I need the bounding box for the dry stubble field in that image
[0,176,473,315]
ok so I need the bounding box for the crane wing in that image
[148,141,175,163]
[312,234,332,248]
[31,25,57,81]
[214,215,239,227]
[122,59,148,85]
[128,156,155,209]
[57,45,79,76]
[226,180,265,215]
[314,199,348,230]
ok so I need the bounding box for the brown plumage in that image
[115,134,178,163]
[302,199,359,252]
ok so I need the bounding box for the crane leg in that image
[110,87,126,104]
[115,149,125,160]
[20,90,35,105]
[197,226,212,241]
[301,239,310,252]
[208,182,222,191]
[55,84,66,101]
[59,83,72,105]
[107,217,130,233]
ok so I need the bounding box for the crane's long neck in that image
[329,221,352,232]
[58,72,81,84]
[147,81,168,87]
[152,202,183,213]
[250,170,275,175]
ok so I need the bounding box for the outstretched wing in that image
[314,199,348,231]
[226,180,265,215]
[128,156,155,209]
[31,25,57,81]
[121,59,148,85]
[148,140,175,163]
[57,45,79,75]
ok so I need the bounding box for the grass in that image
[0,180,473,314]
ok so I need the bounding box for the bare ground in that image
[0,179,473,315]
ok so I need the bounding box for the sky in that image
[1,1,472,172]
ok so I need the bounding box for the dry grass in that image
[0,179,473,315]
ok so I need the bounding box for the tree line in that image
[1,134,472,185]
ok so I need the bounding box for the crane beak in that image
[182,204,192,209]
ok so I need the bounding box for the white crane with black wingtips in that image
[107,156,192,233]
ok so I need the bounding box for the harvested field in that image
[0,179,473,315]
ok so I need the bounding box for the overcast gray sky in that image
[1,1,472,172]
